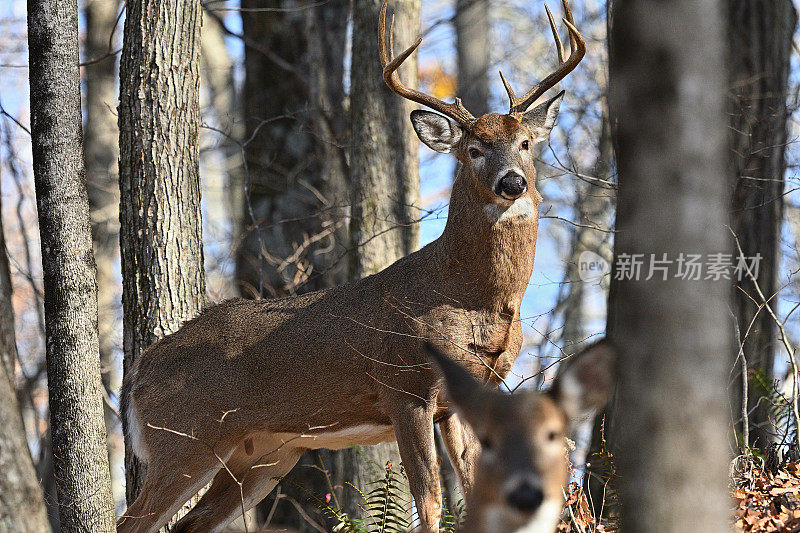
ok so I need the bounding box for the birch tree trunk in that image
[728,0,797,448]
[27,0,116,528]
[0,166,51,533]
[609,0,731,530]
[118,0,205,504]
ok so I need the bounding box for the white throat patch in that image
[483,498,563,533]
[484,196,536,224]
[515,498,563,533]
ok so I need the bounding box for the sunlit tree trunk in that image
[609,0,731,530]
[118,0,205,505]
[27,0,116,527]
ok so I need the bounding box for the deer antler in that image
[499,0,585,115]
[379,0,477,129]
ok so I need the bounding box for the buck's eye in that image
[479,437,493,450]
[520,140,530,151]
[469,148,483,159]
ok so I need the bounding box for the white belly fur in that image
[277,424,396,450]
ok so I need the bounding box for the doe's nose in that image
[496,171,527,198]
[506,481,544,513]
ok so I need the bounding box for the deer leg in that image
[438,413,480,495]
[172,436,303,533]
[392,405,441,533]
[116,450,224,533]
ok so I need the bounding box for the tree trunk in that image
[561,105,614,349]
[335,0,420,524]
[455,0,490,118]
[238,0,344,299]
[728,0,797,449]
[118,0,205,505]
[82,0,124,506]
[349,0,420,279]
[0,163,51,533]
[609,0,731,531]
[27,0,116,528]
[303,0,350,288]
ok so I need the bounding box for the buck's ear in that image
[549,339,615,426]
[522,90,564,143]
[411,110,464,153]
[424,342,487,427]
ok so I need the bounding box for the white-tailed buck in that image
[117,1,585,531]
[426,341,614,533]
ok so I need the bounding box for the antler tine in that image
[379,0,476,129]
[503,0,585,115]
[544,5,565,63]
[561,0,578,54]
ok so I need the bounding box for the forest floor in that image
[558,455,800,532]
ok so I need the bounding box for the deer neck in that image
[436,171,539,309]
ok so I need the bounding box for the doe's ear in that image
[522,90,565,143]
[549,339,615,427]
[424,342,488,427]
[411,110,464,153]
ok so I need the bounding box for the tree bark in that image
[27,0,116,528]
[82,0,124,506]
[349,0,420,279]
[0,162,51,533]
[118,0,206,505]
[609,0,731,531]
[728,0,797,449]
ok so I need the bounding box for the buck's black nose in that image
[496,171,527,199]
[506,481,544,512]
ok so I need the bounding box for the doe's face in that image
[425,340,615,532]
[410,91,565,207]
[470,393,570,528]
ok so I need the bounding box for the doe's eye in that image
[469,148,483,159]
[521,140,530,151]
[546,430,559,442]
